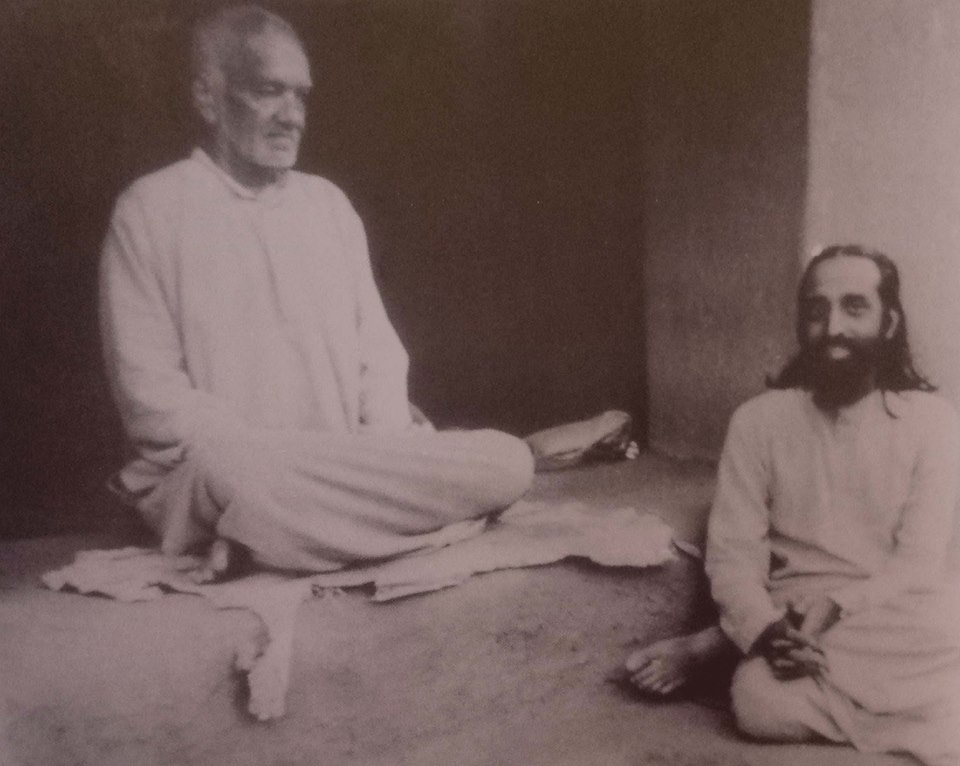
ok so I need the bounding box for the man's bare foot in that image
[624,625,732,696]
[524,410,633,471]
[190,538,253,584]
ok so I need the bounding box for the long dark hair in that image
[768,244,935,396]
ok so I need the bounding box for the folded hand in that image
[753,617,827,681]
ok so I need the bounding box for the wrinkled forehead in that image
[803,255,882,300]
[223,28,311,84]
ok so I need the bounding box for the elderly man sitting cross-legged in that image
[98,5,550,580]
[624,245,960,765]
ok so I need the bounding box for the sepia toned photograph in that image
[1,1,959,764]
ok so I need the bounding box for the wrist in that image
[749,616,788,656]
[826,590,854,617]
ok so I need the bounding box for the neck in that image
[205,141,286,191]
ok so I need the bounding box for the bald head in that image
[191,4,305,91]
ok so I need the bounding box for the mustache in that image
[812,336,854,352]
[802,336,882,369]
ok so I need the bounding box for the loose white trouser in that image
[134,428,534,572]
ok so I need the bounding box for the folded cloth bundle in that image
[42,499,677,720]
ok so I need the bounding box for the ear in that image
[192,77,218,127]
[883,308,900,340]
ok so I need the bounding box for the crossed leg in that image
[180,410,636,581]
[729,656,846,743]
[139,427,534,577]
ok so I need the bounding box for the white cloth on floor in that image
[42,500,676,720]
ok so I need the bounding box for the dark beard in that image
[800,336,882,409]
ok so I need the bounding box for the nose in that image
[826,305,846,338]
[277,91,305,129]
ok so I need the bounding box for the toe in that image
[661,679,682,695]
[188,564,214,585]
[625,651,654,673]
[208,538,231,574]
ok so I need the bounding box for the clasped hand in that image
[753,595,841,680]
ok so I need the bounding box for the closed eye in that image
[250,82,284,97]
[840,296,870,315]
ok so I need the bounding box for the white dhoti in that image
[99,153,537,572]
[731,580,960,766]
[133,427,534,572]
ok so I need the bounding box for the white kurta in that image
[706,388,960,764]
[100,150,533,569]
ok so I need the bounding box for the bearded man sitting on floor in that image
[625,244,960,766]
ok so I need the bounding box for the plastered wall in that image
[806,0,960,410]
[642,0,809,459]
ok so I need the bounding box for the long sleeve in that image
[102,157,423,500]
[830,400,960,615]
[705,405,785,653]
[337,198,413,432]
[100,187,246,473]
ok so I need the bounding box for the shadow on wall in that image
[0,0,648,538]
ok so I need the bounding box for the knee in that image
[185,435,276,500]
[730,658,809,742]
[477,430,535,507]
[730,659,770,738]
